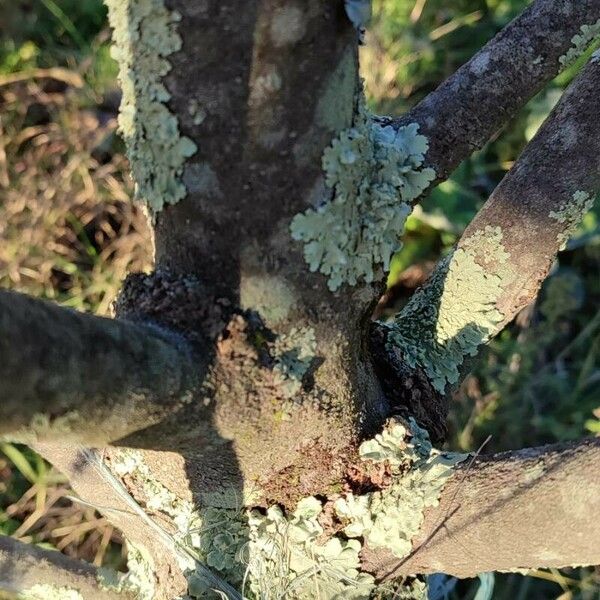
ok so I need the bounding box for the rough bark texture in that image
[0,534,132,599]
[375,57,600,436]
[362,437,600,578]
[0,289,203,446]
[32,442,240,600]
[395,0,600,185]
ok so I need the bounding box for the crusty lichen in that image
[291,96,435,291]
[104,0,197,215]
[549,190,595,250]
[559,19,600,68]
[386,226,513,393]
[109,421,465,599]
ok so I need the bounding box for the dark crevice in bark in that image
[368,322,448,444]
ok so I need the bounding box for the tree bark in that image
[0,289,204,446]
[361,437,600,579]
[11,1,600,597]
[459,57,600,329]
[0,534,133,599]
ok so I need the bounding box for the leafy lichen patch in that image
[335,419,468,559]
[245,499,375,599]
[291,97,435,291]
[559,20,600,68]
[386,226,514,392]
[104,0,197,215]
[549,190,595,250]
[109,422,463,599]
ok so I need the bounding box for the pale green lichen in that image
[104,0,197,214]
[122,542,156,600]
[291,97,435,291]
[549,190,595,250]
[387,226,513,392]
[240,273,297,326]
[315,47,356,132]
[271,326,317,398]
[559,20,600,68]
[335,419,468,560]
[17,585,83,600]
[245,498,375,599]
[358,420,432,465]
[109,422,461,599]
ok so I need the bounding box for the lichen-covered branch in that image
[0,534,132,599]
[361,437,600,578]
[0,289,204,445]
[394,0,600,184]
[383,57,600,402]
[33,443,241,600]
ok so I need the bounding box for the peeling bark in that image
[362,437,600,579]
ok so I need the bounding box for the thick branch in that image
[0,289,205,445]
[0,534,131,599]
[395,0,600,183]
[362,437,600,578]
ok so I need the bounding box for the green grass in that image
[0,0,598,598]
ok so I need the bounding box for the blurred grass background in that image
[0,1,598,598]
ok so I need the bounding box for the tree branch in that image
[0,289,205,445]
[394,0,600,184]
[459,57,600,329]
[0,534,132,599]
[378,57,600,420]
[361,437,600,578]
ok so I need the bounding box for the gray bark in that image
[394,0,600,185]
[3,0,600,597]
